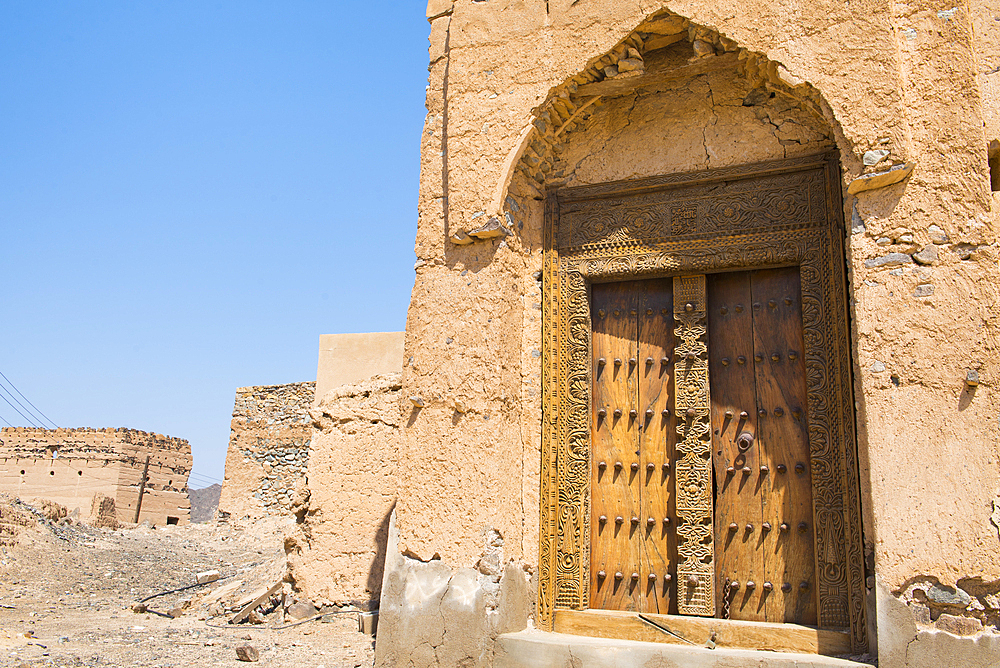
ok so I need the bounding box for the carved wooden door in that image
[708,268,815,625]
[590,279,676,613]
[590,268,816,625]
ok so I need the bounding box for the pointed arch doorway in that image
[538,153,868,654]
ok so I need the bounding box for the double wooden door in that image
[590,267,816,625]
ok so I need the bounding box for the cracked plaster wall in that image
[554,58,832,186]
[285,374,401,609]
[375,513,532,668]
[383,0,1000,665]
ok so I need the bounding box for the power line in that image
[0,387,41,427]
[0,376,45,426]
[0,370,58,428]
[0,410,11,427]
[189,471,223,481]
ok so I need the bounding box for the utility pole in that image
[133,455,150,524]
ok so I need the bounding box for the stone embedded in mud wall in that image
[218,382,314,521]
[0,427,191,526]
[284,373,401,610]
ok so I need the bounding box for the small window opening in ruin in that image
[20,469,25,475]
[989,140,1000,192]
[49,470,55,476]
[78,471,83,476]
[166,516,179,525]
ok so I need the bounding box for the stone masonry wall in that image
[285,374,401,610]
[0,427,192,526]
[218,382,314,521]
[375,1,1000,666]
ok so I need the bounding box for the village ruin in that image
[210,2,1000,666]
[0,427,192,526]
[4,2,1000,667]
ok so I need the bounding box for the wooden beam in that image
[229,581,282,625]
[552,609,852,656]
[576,53,739,98]
[642,33,686,52]
[133,455,150,524]
[554,95,601,137]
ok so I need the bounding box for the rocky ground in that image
[0,496,376,668]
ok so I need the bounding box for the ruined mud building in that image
[219,333,403,610]
[212,2,1000,665]
[218,382,315,520]
[0,427,192,526]
[365,2,1000,668]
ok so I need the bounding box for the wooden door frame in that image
[537,152,868,652]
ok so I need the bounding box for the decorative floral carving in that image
[558,166,825,248]
[672,275,714,616]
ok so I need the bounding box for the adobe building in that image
[371,2,1000,667]
[0,427,192,526]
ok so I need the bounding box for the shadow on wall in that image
[368,501,395,609]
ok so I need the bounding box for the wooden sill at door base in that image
[552,609,852,657]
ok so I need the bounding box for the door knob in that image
[736,432,754,452]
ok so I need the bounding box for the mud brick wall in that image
[0,427,191,526]
[372,1,1000,666]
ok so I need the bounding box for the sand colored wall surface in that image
[373,1,1000,666]
[218,382,314,521]
[0,427,191,526]
[285,373,401,609]
[314,332,406,405]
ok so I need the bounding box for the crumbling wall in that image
[0,493,36,549]
[380,1,1000,666]
[114,429,192,524]
[0,427,191,526]
[285,374,401,609]
[218,382,314,521]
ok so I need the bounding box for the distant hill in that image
[188,484,221,523]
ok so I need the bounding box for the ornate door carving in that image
[539,153,867,651]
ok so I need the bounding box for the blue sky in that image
[0,2,427,486]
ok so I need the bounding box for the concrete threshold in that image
[495,629,874,668]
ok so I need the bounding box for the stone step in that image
[495,630,874,668]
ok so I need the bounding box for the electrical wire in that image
[189,471,223,481]
[0,410,12,427]
[189,473,224,485]
[0,379,41,426]
[0,370,58,428]
[0,387,41,427]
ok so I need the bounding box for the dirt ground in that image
[0,499,376,668]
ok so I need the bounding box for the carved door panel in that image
[637,280,676,614]
[708,268,815,625]
[590,281,641,611]
[590,279,676,613]
[544,155,867,650]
